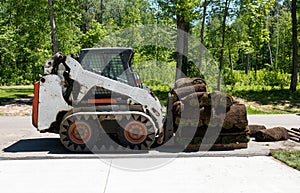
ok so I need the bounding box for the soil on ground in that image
[235,97,300,114]
[0,97,33,116]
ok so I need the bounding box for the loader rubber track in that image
[59,112,156,152]
[117,114,156,150]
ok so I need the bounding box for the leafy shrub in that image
[223,68,291,88]
[258,68,290,88]
[143,79,170,92]
[143,79,170,106]
[134,61,176,87]
[223,68,240,87]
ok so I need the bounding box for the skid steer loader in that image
[32,47,249,152]
[32,48,172,151]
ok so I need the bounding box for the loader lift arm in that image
[64,56,164,133]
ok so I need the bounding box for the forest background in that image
[0,0,299,113]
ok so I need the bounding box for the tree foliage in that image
[0,0,298,90]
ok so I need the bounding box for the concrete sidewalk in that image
[0,115,299,193]
[0,157,299,193]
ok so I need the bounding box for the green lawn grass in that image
[227,85,300,114]
[0,86,33,103]
[270,150,300,171]
[1,83,299,115]
[227,86,300,108]
[246,107,289,114]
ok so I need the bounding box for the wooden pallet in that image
[287,128,300,142]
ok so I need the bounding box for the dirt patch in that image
[0,97,33,116]
[234,97,300,113]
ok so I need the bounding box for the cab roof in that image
[80,47,134,54]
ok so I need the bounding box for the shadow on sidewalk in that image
[3,138,151,154]
[3,137,246,155]
[3,138,69,154]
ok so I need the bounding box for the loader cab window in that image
[79,49,135,86]
[101,55,127,82]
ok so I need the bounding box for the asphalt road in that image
[247,114,300,128]
[0,115,300,193]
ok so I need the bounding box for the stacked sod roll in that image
[171,78,249,148]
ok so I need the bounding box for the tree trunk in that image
[246,54,249,75]
[229,48,233,71]
[268,40,273,66]
[275,13,280,69]
[290,0,298,92]
[218,0,230,90]
[176,18,183,80]
[176,15,189,80]
[48,0,59,53]
[241,53,244,70]
[99,0,103,24]
[266,15,273,67]
[197,0,207,77]
[255,51,258,78]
